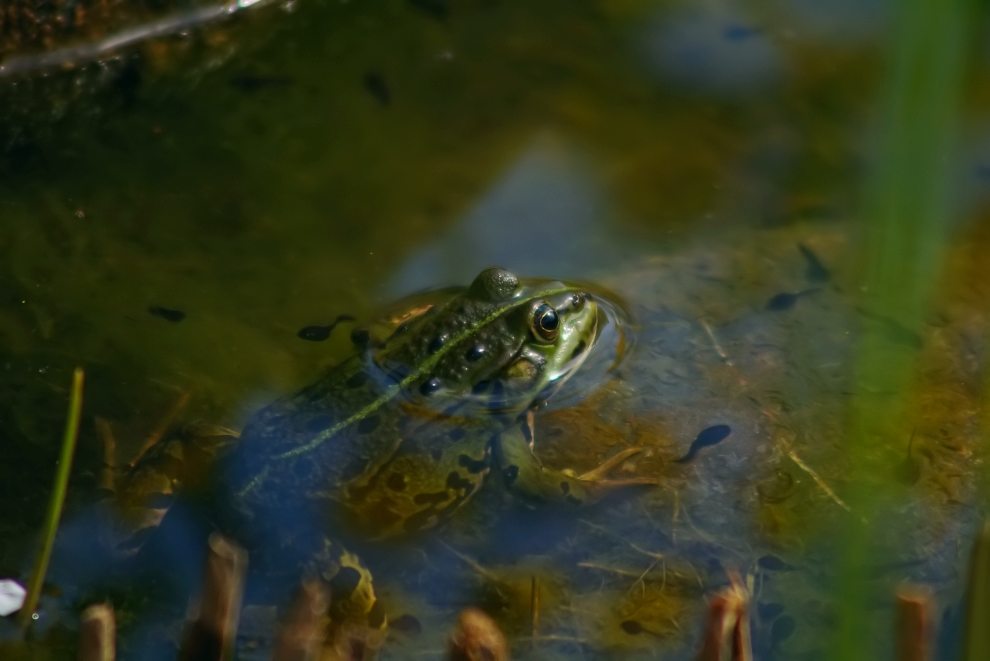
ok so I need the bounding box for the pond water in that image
[1,0,989,659]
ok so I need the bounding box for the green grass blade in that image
[963,523,990,661]
[829,0,980,658]
[17,367,85,631]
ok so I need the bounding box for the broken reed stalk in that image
[530,576,539,645]
[18,367,85,630]
[272,580,330,661]
[79,603,116,661]
[696,572,752,661]
[179,534,247,661]
[448,608,508,661]
[895,586,932,661]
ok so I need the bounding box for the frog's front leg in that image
[493,412,657,506]
[305,538,388,659]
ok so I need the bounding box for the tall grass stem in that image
[17,367,85,631]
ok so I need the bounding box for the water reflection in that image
[640,8,784,96]
[0,0,988,659]
[386,137,630,296]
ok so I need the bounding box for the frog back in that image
[214,352,505,545]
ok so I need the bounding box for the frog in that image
[98,266,654,645]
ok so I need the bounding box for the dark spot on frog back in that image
[386,472,407,492]
[306,414,335,435]
[457,453,489,474]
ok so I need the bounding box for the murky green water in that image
[2,0,989,659]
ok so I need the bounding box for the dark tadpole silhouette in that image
[797,243,831,284]
[758,602,784,622]
[363,72,391,106]
[148,306,186,323]
[765,288,819,311]
[620,620,665,638]
[389,614,422,635]
[297,314,356,341]
[896,430,922,485]
[857,308,924,348]
[229,74,294,93]
[675,424,732,463]
[757,555,796,571]
[770,615,796,645]
[408,0,449,20]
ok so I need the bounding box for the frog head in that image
[372,267,600,416]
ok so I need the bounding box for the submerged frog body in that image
[103,267,651,633]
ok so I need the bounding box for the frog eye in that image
[532,303,559,342]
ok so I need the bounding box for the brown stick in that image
[271,579,330,661]
[696,572,751,661]
[78,603,115,661]
[129,391,190,467]
[179,534,247,661]
[94,417,117,495]
[530,576,539,643]
[897,586,933,661]
[448,608,508,661]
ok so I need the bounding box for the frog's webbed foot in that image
[494,412,658,507]
[304,540,388,656]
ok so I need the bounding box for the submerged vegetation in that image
[1,0,989,659]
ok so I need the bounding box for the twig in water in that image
[627,558,660,598]
[94,417,117,494]
[272,579,330,661]
[695,570,752,661]
[18,367,85,630]
[776,432,850,513]
[531,576,540,644]
[448,608,508,661]
[438,542,501,583]
[896,585,932,661]
[577,563,648,579]
[79,603,116,661]
[700,319,747,388]
[130,390,191,467]
[578,520,664,560]
[179,534,247,661]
